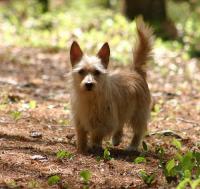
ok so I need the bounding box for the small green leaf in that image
[139,170,155,185]
[175,152,183,161]
[155,146,165,157]
[151,103,161,117]
[6,180,18,188]
[48,175,61,186]
[58,119,70,126]
[176,178,190,189]
[56,150,73,159]
[139,170,148,179]
[154,104,161,113]
[172,138,182,150]
[0,104,6,110]
[96,156,101,162]
[80,170,91,184]
[103,148,112,160]
[142,141,148,151]
[134,156,146,164]
[10,110,22,120]
[184,170,191,178]
[63,103,70,110]
[146,173,156,185]
[29,100,37,109]
[193,151,200,166]
[181,151,194,171]
[166,159,175,173]
[190,178,200,189]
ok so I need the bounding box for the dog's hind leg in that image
[127,116,148,151]
[112,128,123,146]
[90,131,104,149]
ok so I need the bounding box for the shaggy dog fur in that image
[69,18,153,153]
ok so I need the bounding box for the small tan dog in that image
[69,18,153,153]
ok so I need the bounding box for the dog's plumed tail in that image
[132,17,154,78]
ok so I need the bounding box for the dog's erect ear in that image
[97,42,110,68]
[70,41,83,67]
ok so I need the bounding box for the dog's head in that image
[70,41,110,92]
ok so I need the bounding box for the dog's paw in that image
[126,145,140,152]
[88,145,103,154]
[90,142,102,149]
[77,146,88,154]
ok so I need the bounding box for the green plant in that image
[103,148,112,161]
[63,103,70,110]
[142,141,148,151]
[58,119,70,126]
[176,178,200,189]
[80,170,91,184]
[151,103,161,117]
[164,150,200,185]
[10,110,22,120]
[96,156,101,162]
[28,100,37,109]
[0,104,7,110]
[155,145,165,168]
[47,175,61,186]
[190,178,200,189]
[172,138,182,150]
[162,138,200,187]
[134,156,146,164]
[165,158,176,177]
[139,170,156,186]
[56,150,74,160]
[6,179,18,188]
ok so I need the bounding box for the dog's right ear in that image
[70,41,83,67]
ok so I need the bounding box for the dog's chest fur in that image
[71,90,117,134]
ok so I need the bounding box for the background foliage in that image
[0,0,200,63]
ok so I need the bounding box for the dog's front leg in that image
[76,125,88,153]
[112,128,123,146]
[90,131,103,149]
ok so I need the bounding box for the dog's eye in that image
[94,69,101,76]
[78,69,85,75]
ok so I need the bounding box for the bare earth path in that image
[0,46,199,188]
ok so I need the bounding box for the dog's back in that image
[110,18,153,150]
[109,17,153,129]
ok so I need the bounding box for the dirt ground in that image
[0,46,199,188]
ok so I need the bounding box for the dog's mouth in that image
[85,87,95,92]
[86,88,93,91]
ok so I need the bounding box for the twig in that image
[177,117,200,127]
[147,129,183,139]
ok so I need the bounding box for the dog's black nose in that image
[85,82,94,91]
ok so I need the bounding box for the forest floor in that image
[0,45,199,189]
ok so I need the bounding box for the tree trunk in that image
[122,0,178,39]
[122,0,167,22]
[38,0,49,13]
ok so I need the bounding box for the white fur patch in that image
[72,55,107,74]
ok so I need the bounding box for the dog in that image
[69,18,153,153]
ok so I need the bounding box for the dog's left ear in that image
[97,42,110,68]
